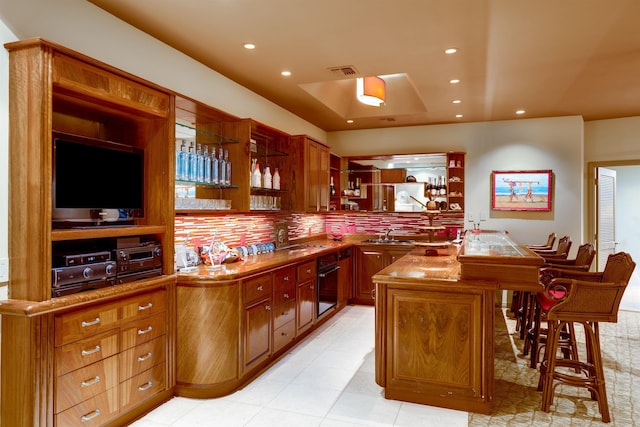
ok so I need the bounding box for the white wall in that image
[329,116,585,247]
[0,20,14,291]
[584,116,640,162]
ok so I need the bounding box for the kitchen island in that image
[373,230,544,414]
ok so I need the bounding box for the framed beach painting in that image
[491,170,552,211]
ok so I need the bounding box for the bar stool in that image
[514,236,572,339]
[537,252,636,423]
[524,243,596,367]
[511,232,557,327]
[526,232,557,251]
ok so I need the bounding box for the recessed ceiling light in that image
[452,100,461,104]
[450,79,460,84]
[346,119,354,124]
[243,43,256,50]
[456,114,463,118]
[281,70,291,77]
[516,109,526,115]
[445,48,457,54]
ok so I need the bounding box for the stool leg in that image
[587,322,611,423]
[527,299,542,368]
[540,319,562,412]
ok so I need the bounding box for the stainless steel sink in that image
[361,239,415,244]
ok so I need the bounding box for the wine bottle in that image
[187,142,196,181]
[211,147,219,185]
[218,147,226,186]
[224,149,231,186]
[203,145,211,183]
[178,140,188,180]
[330,176,336,196]
[273,167,281,190]
[430,177,438,197]
[439,175,447,196]
[196,144,204,183]
[354,177,361,197]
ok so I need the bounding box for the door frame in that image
[587,159,640,270]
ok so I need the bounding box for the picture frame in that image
[491,170,552,211]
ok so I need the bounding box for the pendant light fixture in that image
[356,76,386,107]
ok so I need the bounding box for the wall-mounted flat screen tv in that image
[52,131,144,226]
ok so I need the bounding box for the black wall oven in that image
[317,252,340,317]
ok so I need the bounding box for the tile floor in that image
[130,305,468,426]
[132,294,640,427]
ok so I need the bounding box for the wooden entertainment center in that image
[1,38,177,427]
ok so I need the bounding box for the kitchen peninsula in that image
[373,231,544,414]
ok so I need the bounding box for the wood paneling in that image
[176,284,239,387]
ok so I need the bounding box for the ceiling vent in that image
[328,65,359,77]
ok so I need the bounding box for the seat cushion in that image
[537,289,566,311]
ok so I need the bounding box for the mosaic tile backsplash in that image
[175,212,464,249]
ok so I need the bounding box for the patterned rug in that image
[468,308,640,426]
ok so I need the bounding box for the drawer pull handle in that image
[281,332,289,337]
[138,381,153,391]
[81,376,101,387]
[306,268,312,274]
[138,302,153,311]
[138,326,153,335]
[257,285,263,291]
[81,317,100,327]
[282,310,289,316]
[284,276,289,281]
[283,293,290,299]
[80,409,100,422]
[81,345,101,356]
[265,305,271,311]
[137,352,153,362]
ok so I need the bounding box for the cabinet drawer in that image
[55,329,119,377]
[120,312,166,351]
[55,355,118,413]
[297,261,316,283]
[243,274,273,304]
[119,336,166,380]
[120,362,166,410]
[274,278,296,306]
[274,320,296,352]
[274,266,296,290]
[274,300,296,329]
[55,387,118,427]
[55,302,120,346]
[120,290,166,322]
[53,54,170,117]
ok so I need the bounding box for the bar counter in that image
[372,230,543,414]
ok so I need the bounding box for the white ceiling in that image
[88,0,640,132]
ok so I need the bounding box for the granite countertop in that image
[176,238,353,283]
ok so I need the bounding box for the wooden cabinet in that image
[242,273,273,371]
[353,245,412,305]
[2,38,175,427]
[53,290,168,426]
[273,266,296,351]
[337,250,353,309]
[296,260,317,334]
[290,135,330,212]
[446,152,465,212]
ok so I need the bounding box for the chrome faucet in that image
[384,228,394,241]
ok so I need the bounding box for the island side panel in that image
[382,284,494,414]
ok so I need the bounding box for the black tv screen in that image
[52,132,144,223]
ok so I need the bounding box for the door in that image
[596,167,616,271]
[354,247,385,305]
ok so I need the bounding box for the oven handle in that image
[318,265,341,278]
